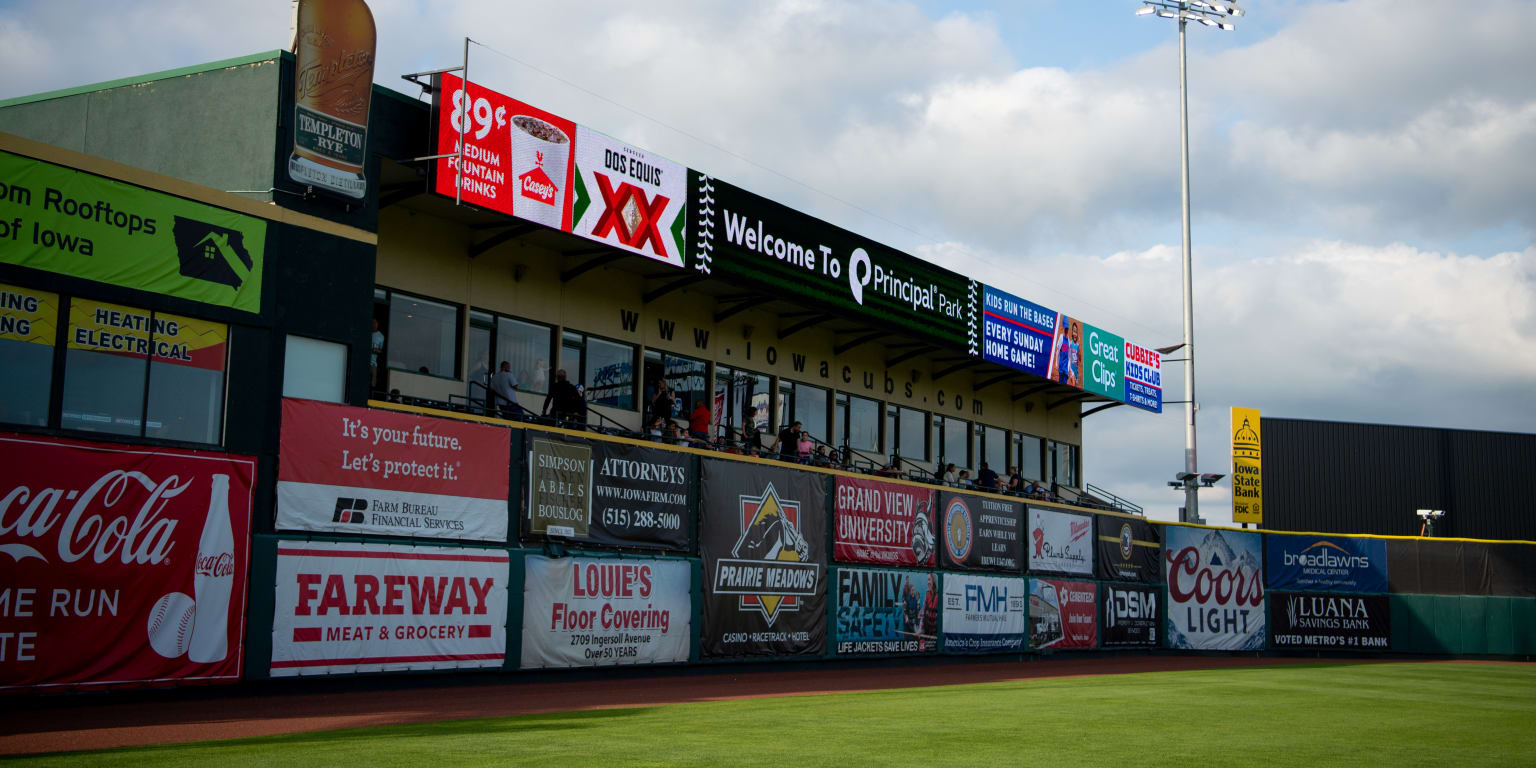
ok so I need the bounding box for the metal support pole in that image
[456,37,469,206]
[1178,16,1199,524]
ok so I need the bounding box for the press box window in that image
[562,330,636,410]
[0,283,59,427]
[381,288,460,378]
[61,298,227,444]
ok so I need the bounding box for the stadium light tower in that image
[1137,0,1240,524]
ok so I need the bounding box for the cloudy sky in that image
[4,0,1533,524]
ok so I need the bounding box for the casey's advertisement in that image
[270,541,509,676]
[276,399,511,542]
[834,568,938,655]
[525,435,690,550]
[833,476,935,567]
[521,556,690,669]
[941,573,1026,654]
[1027,507,1094,576]
[1165,526,1265,651]
[572,126,686,268]
[938,492,1022,572]
[1029,578,1097,650]
[0,433,253,690]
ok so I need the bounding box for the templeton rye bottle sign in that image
[288,0,377,199]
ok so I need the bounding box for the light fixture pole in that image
[1137,0,1240,524]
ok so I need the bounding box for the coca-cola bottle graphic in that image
[189,473,234,663]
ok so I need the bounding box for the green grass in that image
[11,662,1536,767]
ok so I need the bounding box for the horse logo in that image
[730,482,808,624]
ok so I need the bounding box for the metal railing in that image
[1085,483,1145,516]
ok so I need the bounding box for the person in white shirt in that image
[490,361,522,418]
[370,318,385,389]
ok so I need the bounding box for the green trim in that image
[0,50,286,109]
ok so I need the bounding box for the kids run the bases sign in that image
[0,433,254,690]
[521,556,690,669]
[1165,526,1266,651]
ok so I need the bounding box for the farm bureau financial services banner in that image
[1095,515,1162,584]
[572,126,687,268]
[1101,583,1159,648]
[1028,507,1093,575]
[1265,533,1388,593]
[833,476,935,567]
[1270,593,1390,651]
[525,434,690,551]
[938,492,1022,572]
[276,398,510,543]
[0,433,254,690]
[270,541,509,676]
[700,459,827,658]
[1029,578,1097,650]
[1165,526,1265,651]
[521,556,690,669]
[942,574,1026,654]
[835,567,938,655]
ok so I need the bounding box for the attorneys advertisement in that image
[270,541,509,676]
[689,170,970,346]
[1265,534,1387,593]
[942,574,1027,654]
[0,433,254,690]
[572,126,687,268]
[521,556,690,669]
[833,476,936,567]
[526,434,690,550]
[1027,507,1094,575]
[938,492,1023,572]
[835,568,939,655]
[1123,340,1163,413]
[1230,407,1262,524]
[1029,578,1097,650]
[978,285,1057,378]
[1094,515,1162,583]
[433,73,577,231]
[1165,526,1266,651]
[1100,584,1159,648]
[1270,593,1390,651]
[276,398,510,542]
[1081,324,1125,402]
[700,459,827,657]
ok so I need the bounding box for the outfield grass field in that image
[10,662,1535,767]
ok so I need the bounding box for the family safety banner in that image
[520,556,690,669]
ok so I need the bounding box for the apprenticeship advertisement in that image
[1265,534,1388,593]
[1100,583,1159,648]
[521,556,690,669]
[276,398,510,542]
[572,126,687,268]
[1269,593,1390,651]
[1027,507,1094,576]
[1094,514,1161,584]
[525,434,690,551]
[700,459,826,658]
[0,433,253,690]
[834,568,939,655]
[1029,578,1097,650]
[832,475,935,567]
[938,492,1023,572]
[1165,526,1266,651]
[941,573,1026,654]
[270,541,509,676]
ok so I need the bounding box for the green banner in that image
[1081,323,1125,401]
[0,150,266,314]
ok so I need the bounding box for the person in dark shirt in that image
[542,369,586,426]
[977,462,999,490]
[775,421,801,462]
[742,406,764,454]
[1007,467,1024,493]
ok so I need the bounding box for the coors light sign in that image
[287,0,377,199]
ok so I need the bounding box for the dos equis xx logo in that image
[712,483,820,625]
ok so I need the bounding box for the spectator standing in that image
[543,369,586,426]
[797,431,814,463]
[742,406,764,454]
[775,421,802,462]
[489,361,521,418]
[370,318,384,389]
[1007,467,1024,493]
[688,400,712,445]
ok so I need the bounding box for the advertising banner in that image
[66,298,227,372]
[700,459,827,657]
[572,126,687,268]
[1046,313,1083,390]
[978,285,1057,378]
[433,72,577,231]
[1165,526,1265,650]
[834,568,939,655]
[1081,324,1125,402]
[287,0,376,199]
[1101,583,1159,648]
[938,492,1023,572]
[520,556,690,669]
[0,282,57,346]
[941,574,1027,654]
[1123,340,1163,414]
[1029,578,1097,650]
[1027,507,1094,575]
[833,476,936,567]
[1270,593,1390,651]
[0,150,266,313]
[525,434,690,550]
[1095,515,1162,584]
[0,433,253,690]
[1230,407,1262,524]
[689,170,970,346]
[270,541,509,676]
[276,398,510,542]
[1266,534,1388,593]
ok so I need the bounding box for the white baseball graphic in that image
[147,592,197,659]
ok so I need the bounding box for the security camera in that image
[1199,473,1225,487]
[1176,472,1198,482]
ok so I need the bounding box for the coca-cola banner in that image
[525,434,690,551]
[270,541,509,676]
[0,433,253,690]
[1100,583,1159,648]
[834,568,939,655]
[1094,514,1162,584]
[276,398,511,542]
[520,556,690,669]
[1029,578,1097,650]
[833,476,936,567]
[1270,593,1390,652]
[941,573,1026,654]
[938,492,1023,572]
[1164,526,1266,651]
[1027,507,1094,575]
